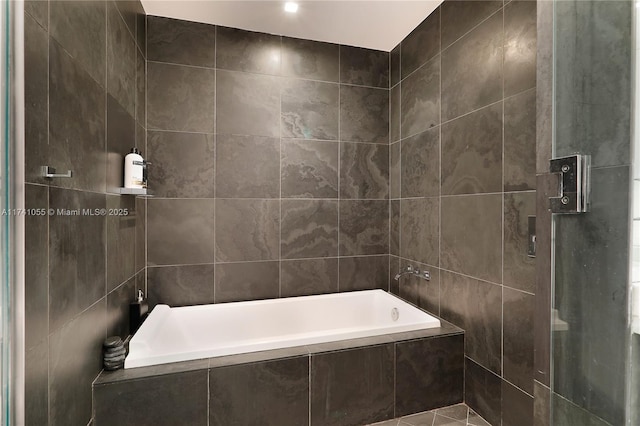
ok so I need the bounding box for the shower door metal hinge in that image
[549,154,591,214]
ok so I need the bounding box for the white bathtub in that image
[124,289,441,369]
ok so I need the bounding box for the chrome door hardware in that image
[41,166,72,179]
[549,154,590,214]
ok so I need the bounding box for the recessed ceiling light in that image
[284,2,298,13]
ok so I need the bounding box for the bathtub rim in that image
[96,317,463,386]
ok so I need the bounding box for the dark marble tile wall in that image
[24,1,147,425]
[145,16,391,308]
[392,1,537,424]
[94,332,464,426]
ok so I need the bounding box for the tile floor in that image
[368,403,492,426]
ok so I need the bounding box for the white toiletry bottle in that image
[124,148,144,188]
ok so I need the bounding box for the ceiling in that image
[140,1,442,52]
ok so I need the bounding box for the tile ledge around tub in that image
[95,322,464,385]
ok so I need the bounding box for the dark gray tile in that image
[533,382,551,426]
[400,198,439,266]
[308,335,395,356]
[441,1,502,50]
[504,0,537,97]
[147,198,214,265]
[281,139,339,199]
[535,0,553,176]
[390,142,400,199]
[311,344,394,426]
[390,85,400,143]
[502,380,534,426]
[25,184,48,350]
[441,194,502,283]
[401,57,440,138]
[49,188,106,332]
[210,358,309,426]
[389,255,400,296]
[281,258,338,297]
[465,357,502,426]
[503,288,534,395]
[49,299,106,426]
[339,200,389,256]
[401,128,439,198]
[25,340,48,426]
[106,95,136,192]
[441,271,502,373]
[396,335,464,416]
[97,358,209,384]
[441,11,503,121]
[94,370,208,426]
[136,9,146,56]
[339,256,389,292]
[136,121,146,152]
[441,103,502,195]
[208,346,311,369]
[147,15,216,67]
[216,26,281,75]
[50,0,106,85]
[147,61,215,132]
[215,199,280,262]
[106,275,137,339]
[113,0,138,36]
[136,48,146,124]
[214,261,279,303]
[216,134,279,198]
[436,403,468,421]
[107,1,136,115]
[390,200,399,256]
[147,264,214,308]
[504,192,535,293]
[24,13,48,185]
[340,45,389,88]
[281,78,339,140]
[147,130,215,198]
[340,142,389,199]
[281,200,338,259]
[401,7,440,79]
[281,37,339,82]
[135,197,146,273]
[49,40,106,193]
[216,70,281,137]
[390,44,400,87]
[398,263,439,316]
[25,0,48,30]
[106,194,136,292]
[401,411,437,426]
[504,89,536,191]
[340,85,389,144]
[468,409,492,426]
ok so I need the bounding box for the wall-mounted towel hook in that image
[41,166,72,178]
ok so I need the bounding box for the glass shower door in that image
[551,0,635,424]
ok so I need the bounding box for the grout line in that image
[501,2,506,383]
[213,26,217,303]
[337,44,341,292]
[279,35,283,299]
[146,58,387,91]
[308,355,312,426]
